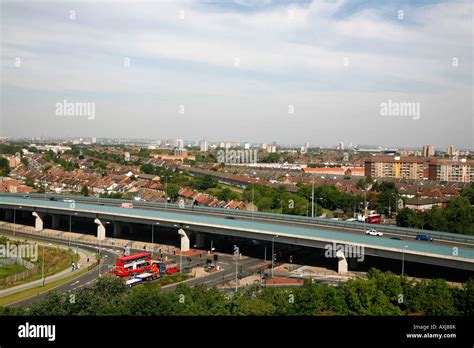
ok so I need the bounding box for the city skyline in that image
[1,0,472,148]
[1,135,471,152]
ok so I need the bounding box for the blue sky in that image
[0,0,472,148]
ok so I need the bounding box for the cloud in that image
[0,0,472,147]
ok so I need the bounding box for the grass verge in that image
[0,264,95,307]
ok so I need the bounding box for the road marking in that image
[70,281,79,286]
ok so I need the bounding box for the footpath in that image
[0,234,96,298]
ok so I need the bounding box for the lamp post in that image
[42,243,52,286]
[251,171,256,220]
[233,245,239,292]
[311,174,315,218]
[165,175,168,210]
[151,222,159,258]
[69,212,77,233]
[271,235,278,278]
[402,245,408,276]
[41,245,45,285]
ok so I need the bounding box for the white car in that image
[366,229,383,237]
[63,198,75,203]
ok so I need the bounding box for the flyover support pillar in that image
[336,250,348,274]
[178,228,190,252]
[94,218,106,241]
[32,212,43,232]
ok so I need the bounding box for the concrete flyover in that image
[0,196,473,273]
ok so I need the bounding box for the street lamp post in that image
[98,239,101,278]
[233,245,239,292]
[271,235,278,278]
[251,171,256,220]
[402,245,408,276]
[41,245,45,286]
[311,174,315,218]
[165,176,168,210]
[151,222,159,258]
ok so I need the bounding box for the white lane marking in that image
[70,281,79,286]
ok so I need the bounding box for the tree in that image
[194,175,217,191]
[166,183,180,200]
[356,179,366,190]
[0,157,10,176]
[396,208,419,228]
[461,183,474,205]
[217,187,239,201]
[81,186,89,196]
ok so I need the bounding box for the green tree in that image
[166,183,180,200]
[81,186,89,196]
[396,208,419,228]
[0,157,10,176]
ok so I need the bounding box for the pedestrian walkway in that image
[0,239,96,298]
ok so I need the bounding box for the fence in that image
[0,256,37,286]
[0,221,177,256]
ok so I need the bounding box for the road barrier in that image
[1,192,474,244]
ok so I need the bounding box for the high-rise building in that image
[428,158,474,182]
[199,140,208,152]
[176,139,184,150]
[261,143,268,150]
[422,144,435,157]
[365,156,426,180]
[244,143,250,150]
[445,145,456,157]
[267,145,277,153]
[338,141,344,150]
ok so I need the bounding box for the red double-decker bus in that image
[366,214,382,224]
[114,252,152,276]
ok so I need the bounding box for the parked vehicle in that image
[365,229,383,237]
[416,234,433,242]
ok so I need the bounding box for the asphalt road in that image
[0,228,268,307]
[18,195,474,249]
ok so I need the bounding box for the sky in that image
[0,0,472,149]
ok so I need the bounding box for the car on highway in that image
[224,216,236,220]
[416,234,433,242]
[63,198,75,203]
[365,229,383,237]
[49,197,57,201]
[390,237,403,241]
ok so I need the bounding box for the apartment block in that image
[364,156,426,180]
